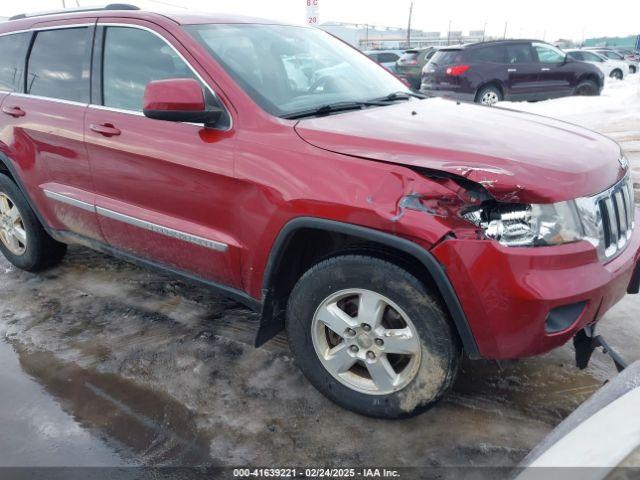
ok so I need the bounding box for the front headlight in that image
[463,201,585,247]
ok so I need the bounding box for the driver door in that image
[532,42,575,97]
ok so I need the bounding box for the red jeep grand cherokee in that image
[0,5,638,419]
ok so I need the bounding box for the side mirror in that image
[143,78,223,127]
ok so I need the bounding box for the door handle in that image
[2,106,25,118]
[90,123,121,137]
[507,68,517,72]
[541,68,551,71]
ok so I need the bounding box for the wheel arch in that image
[257,217,481,359]
[474,80,505,102]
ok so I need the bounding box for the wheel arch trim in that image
[258,216,481,358]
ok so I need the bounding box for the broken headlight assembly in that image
[463,201,585,247]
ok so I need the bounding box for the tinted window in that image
[378,53,399,63]
[602,51,624,60]
[103,27,198,111]
[430,50,464,66]
[27,28,89,102]
[567,51,583,61]
[506,44,533,63]
[471,45,506,63]
[399,52,418,63]
[0,33,28,92]
[582,51,604,62]
[534,44,565,63]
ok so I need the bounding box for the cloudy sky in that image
[3,0,638,42]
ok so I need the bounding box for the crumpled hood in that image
[294,98,625,203]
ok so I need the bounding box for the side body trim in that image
[258,217,481,359]
[43,189,94,212]
[95,206,228,252]
[43,189,228,252]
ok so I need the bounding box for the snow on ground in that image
[498,74,640,132]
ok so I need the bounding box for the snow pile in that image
[498,75,640,132]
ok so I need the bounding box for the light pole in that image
[503,21,508,40]
[447,20,452,45]
[482,21,487,42]
[407,1,413,48]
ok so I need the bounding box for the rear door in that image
[0,23,103,241]
[532,42,575,97]
[84,20,238,286]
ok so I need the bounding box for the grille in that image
[598,176,635,259]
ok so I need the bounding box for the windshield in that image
[187,24,410,118]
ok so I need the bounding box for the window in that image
[102,27,199,111]
[27,28,90,102]
[534,44,565,64]
[567,51,583,61]
[378,53,399,63]
[602,51,624,60]
[0,33,28,92]
[582,52,605,63]
[506,44,534,63]
[471,45,506,63]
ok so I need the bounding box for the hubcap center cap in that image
[356,333,374,349]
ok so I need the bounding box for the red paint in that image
[143,78,205,112]
[0,10,637,361]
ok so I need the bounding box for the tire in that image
[574,79,600,96]
[0,174,66,272]
[610,69,623,80]
[475,84,502,106]
[286,255,461,419]
[630,66,636,74]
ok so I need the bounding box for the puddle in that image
[0,339,212,467]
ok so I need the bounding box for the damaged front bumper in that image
[431,209,640,359]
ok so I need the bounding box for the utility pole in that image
[503,21,508,40]
[447,20,452,46]
[482,21,487,42]
[407,1,413,48]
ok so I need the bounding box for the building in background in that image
[320,21,486,50]
[583,34,640,49]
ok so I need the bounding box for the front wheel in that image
[286,255,460,419]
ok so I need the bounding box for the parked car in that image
[0,6,638,420]
[396,47,437,88]
[586,48,638,74]
[421,40,605,105]
[517,362,640,477]
[566,49,629,80]
[364,50,404,72]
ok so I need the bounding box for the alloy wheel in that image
[0,193,27,255]
[481,91,499,105]
[311,288,422,395]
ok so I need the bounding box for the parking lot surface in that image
[0,76,639,468]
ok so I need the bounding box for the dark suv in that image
[395,47,436,89]
[0,6,637,420]
[421,40,605,105]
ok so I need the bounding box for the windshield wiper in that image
[281,100,388,120]
[377,91,428,101]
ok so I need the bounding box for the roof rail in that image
[9,4,140,21]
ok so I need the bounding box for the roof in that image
[0,6,291,34]
[440,39,548,50]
